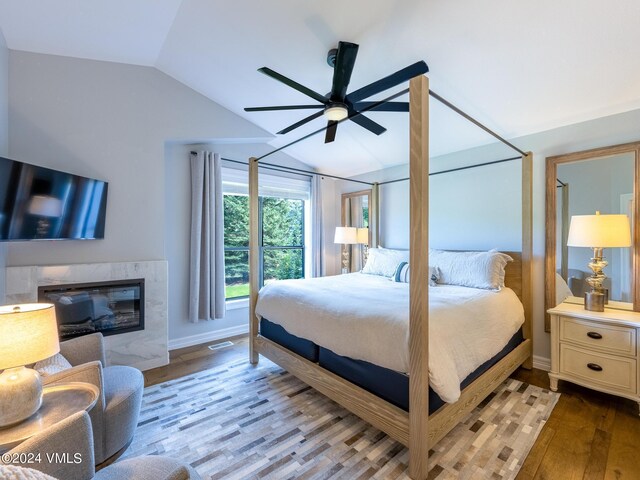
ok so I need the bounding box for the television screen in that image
[0,157,108,241]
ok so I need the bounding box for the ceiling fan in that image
[244,41,429,143]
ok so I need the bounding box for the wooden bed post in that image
[371,183,380,248]
[521,152,533,369]
[249,157,260,364]
[408,75,430,480]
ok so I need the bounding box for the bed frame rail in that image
[255,335,532,449]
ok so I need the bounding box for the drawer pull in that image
[587,331,603,339]
[587,363,603,372]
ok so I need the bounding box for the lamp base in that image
[597,287,609,305]
[0,366,43,428]
[584,291,605,312]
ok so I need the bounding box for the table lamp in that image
[567,211,631,312]
[27,195,63,238]
[357,227,370,265]
[0,303,59,427]
[334,226,358,273]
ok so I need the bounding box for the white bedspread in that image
[255,273,524,403]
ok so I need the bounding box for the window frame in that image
[223,194,306,301]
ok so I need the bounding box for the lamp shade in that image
[567,212,632,248]
[357,227,369,245]
[334,226,358,244]
[28,195,63,217]
[0,304,59,370]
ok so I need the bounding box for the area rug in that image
[124,358,559,479]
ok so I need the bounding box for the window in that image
[222,168,310,300]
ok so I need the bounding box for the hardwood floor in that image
[144,336,640,479]
[512,368,640,479]
[143,335,250,387]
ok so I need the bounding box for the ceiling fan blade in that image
[258,67,328,104]
[325,121,338,143]
[277,110,325,135]
[349,114,386,135]
[353,102,410,112]
[346,61,429,103]
[245,105,324,112]
[330,41,359,101]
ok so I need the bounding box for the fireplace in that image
[38,279,145,340]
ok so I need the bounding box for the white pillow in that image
[362,247,410,277]
[0,465,56,480]
[33,352,72,376]
[555,272,573,304]
[429,249,512,291]
[392,262,440,286]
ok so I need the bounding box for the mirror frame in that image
[341,189,373,245]
[545,141,640,331]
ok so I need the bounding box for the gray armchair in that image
[42,333,144,465]
[1,411,200,480]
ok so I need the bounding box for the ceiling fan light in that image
[324,105,348,121]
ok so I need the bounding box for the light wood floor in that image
[144,336,640,479]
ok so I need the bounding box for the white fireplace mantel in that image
[5,260,169,371]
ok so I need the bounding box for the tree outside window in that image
[223,194,304,299]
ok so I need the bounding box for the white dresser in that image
[548,302,640,414]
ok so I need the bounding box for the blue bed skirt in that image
[259,317,524,413]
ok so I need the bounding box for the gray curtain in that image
[311,175,324,277]
[189,151,225,322]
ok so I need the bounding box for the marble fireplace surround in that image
[5,260,169,371]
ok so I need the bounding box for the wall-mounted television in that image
[0,157,108,241]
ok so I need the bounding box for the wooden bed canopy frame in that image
[246,75,533,480]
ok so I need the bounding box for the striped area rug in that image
[124,358,559,479]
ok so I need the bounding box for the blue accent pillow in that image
[392,262,439,286]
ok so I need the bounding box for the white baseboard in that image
[532,355,551,371]
[168,324,249,351]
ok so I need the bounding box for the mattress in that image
[256,272,525,403]
[260,317,523,412]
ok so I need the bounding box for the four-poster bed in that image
[247,74,533,480]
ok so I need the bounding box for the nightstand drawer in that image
[560,317,636,356]
[560,344,637,393]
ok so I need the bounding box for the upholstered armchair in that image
[0,411,200,480]
[42,333,144,465]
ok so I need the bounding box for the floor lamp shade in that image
[0,303,59,427]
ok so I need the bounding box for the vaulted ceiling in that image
[1,1,639,176]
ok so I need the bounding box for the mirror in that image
[341,190,371,272]
[545,142,640,330]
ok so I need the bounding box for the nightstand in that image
[548,302,640,415]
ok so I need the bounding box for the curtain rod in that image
[428,90,526,157]
[190,152,373,185]
[376,155,522,185]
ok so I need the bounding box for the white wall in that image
[165,142,315,346]
[337,106,640,365]
[6,50,270,268]
[0,28,8,304]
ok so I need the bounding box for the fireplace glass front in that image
[38,279,145,340]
